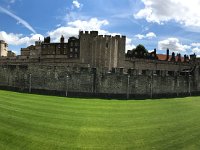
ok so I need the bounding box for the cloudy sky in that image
[0,0,200,56]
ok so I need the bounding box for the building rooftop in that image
[157,54,185,62]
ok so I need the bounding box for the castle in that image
[0,31,200,99]
[16,31,125,71]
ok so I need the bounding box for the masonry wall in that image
[124,59,192,71]
[79,31,126,71]
[0,41,8,57]
[0,64,199,99]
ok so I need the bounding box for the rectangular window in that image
[75,48,78,52]
[70,48,73,52]
[106,43,108,48]
[75,42,79,46]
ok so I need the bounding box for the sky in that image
[0,0,200,56]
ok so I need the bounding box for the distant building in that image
[41,36,80,59]
[17,31,125,71]
[7,51,16,57]
[0,40,8,56]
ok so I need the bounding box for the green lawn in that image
[0,90,200,150]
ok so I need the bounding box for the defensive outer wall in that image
[0,62,200,99]
[0,31,200,99]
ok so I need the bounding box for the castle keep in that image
[0,31,200,99]
[18,31,125,71]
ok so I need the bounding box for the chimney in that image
[60,35,64,43]
[177,53,181,62]
[171,52,175,62]
[184,54,187,62]
[166,49,169,61]
[154,48,156,54]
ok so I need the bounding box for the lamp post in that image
[66,75,69,97]
[176,77,179,97]
[29,73,32,93]
[150,73,153,99]
[126,75,130,99]
[188,74,191,96]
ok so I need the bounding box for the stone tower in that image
[0,40,8,56]
[79,31,126,71]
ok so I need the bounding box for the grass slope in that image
[0,90,200,150]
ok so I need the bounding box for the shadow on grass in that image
[0,85,199,101]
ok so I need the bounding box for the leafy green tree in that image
[133,44,148,58]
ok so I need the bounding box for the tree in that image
[133,44,148,58]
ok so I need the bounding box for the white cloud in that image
[135,32,156,39]
[72,0,82,9]
[126,38,136,51]
[0,17,135,54]
[191,43,200,56]
[68,18,109,31]
[135,34,144,40]
[192,47,200,54]
[65,0,84,22]
[146,32,156,39]
[48,26,79,42]
[56,24,61,28]
[0,6,36,33]
[48,18,134,52]
[48,18,109,42]
[191,43,200,47]
[0,31,43,46]
[158,38,191,52]
[134,0,200,27]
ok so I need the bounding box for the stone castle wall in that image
[1,31,200,99]
[79,31,125,71]
[0,64,199,99]
[0,40,8,57]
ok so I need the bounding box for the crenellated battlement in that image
[0,63,199,99]
[0,30,200,99]
[79,30,126,39]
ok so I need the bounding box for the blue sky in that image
[0,0,200,56]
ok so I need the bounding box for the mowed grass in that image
[0,90,200,150]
